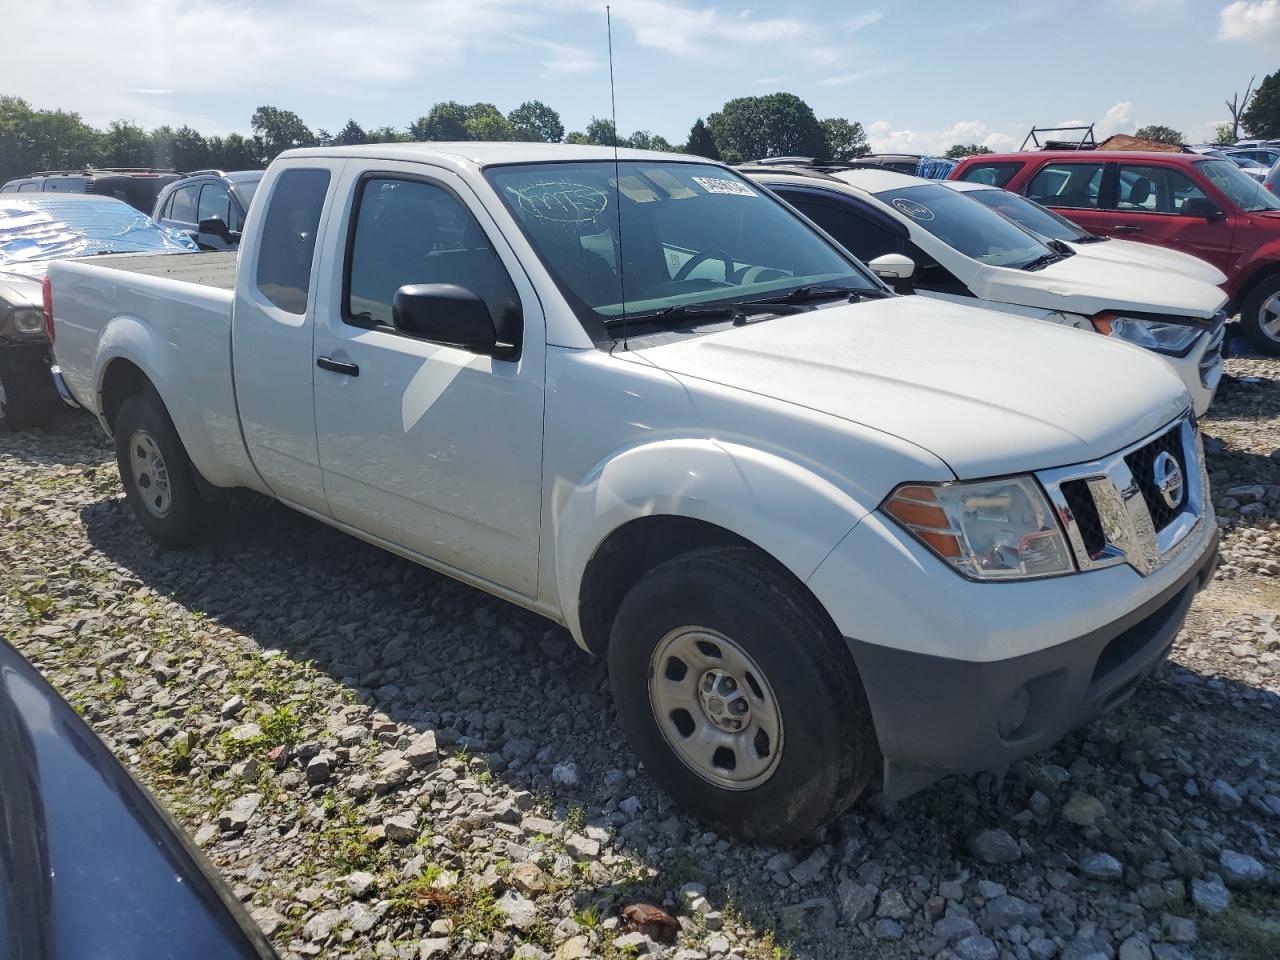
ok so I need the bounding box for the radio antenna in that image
[607,5,628,350]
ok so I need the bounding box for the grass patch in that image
[1201,891,1280,960]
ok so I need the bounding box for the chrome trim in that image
[1038,415,1206,576]
[50,365,81,409]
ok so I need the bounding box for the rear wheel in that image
[114,391,224,547]
[608,546,879,843]
[1239,274,1280,356]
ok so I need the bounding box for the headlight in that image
[1091,312,1201,356]
[882,476,1075,580]
[2,306,48,339]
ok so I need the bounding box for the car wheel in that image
[0,360,58,431]
[1240,275,1280,356]
[608,546,879,843]
[114,390,225,547]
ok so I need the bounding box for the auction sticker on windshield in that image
[892,197,935,221]
[692,177,758,197]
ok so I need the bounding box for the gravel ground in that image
[2,350,1279,960]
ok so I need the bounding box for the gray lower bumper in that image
[848,530,1220,802]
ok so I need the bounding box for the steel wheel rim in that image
[648,626,784,790]
[1260,292,1280,341]
[129,429,172,518]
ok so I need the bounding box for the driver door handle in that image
[317,356,359,377]
[1113,225,1142,234]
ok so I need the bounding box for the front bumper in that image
[0,340,60,407]
[848,528,1218,801]
[1177,321,1224,417]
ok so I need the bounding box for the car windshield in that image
[485,160,876,339]
[873,183,1055,268]
[1197,158,1280,212]
[231,176,261,211]
[0,196,198,268]
[962,187,1093,243]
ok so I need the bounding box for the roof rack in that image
[26,166,179,177]
[752,156,818,166]
[736,163,845,183]
[1020,124,1097,151]
[180,169,227,178]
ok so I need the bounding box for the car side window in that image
[956,162,1022,188]
[255,168,331,315]
[345,176,518,331]
[18,183,39,193]
[197,183,232,225]
[783,195,900,263]
[1026,162,1104,209]
[169,184,199,224]
[1114,164,1209,214]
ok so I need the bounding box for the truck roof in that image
[279,142,698,168]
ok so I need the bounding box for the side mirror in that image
[391,284,519,360]
[1180,198,1224,223]
[867,253,917,280]
[197,216,239,244]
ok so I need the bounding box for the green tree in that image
[465,103,515,141]
[820,117,870,161]
[944,143,994,159]
[508,100,564,142]
[148,126,177,169]
[585,117,619,146]
[250,105,316,163]
[411,101,470,141]
[1243,70,1280,139]
[684,117,720,160]
[171,126,211,171]
[564,131,590,144]
[101,120,152,167]
[367,125,406,143]
[333,120,367,145]
[1133,124,1184,145]
[0,97,103,182]
[207,133,259,170]
[707,93,825,164]
[1214,124,1236,145]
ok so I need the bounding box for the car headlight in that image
[882,476,1075,580]
[1091,312,1202,356]
[2,306,48,340]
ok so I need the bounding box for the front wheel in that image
[1239,275,1280,356]
[114,391,224,547]
[608,547,879,844]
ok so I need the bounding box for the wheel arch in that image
[1230,258,1280,314]
[99,356,155,434]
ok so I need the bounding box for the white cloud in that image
[1096,100,1138,138]
[1219,0,1280,43]
[845,12,883,32]
[866,119,1019,156]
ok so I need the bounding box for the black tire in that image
[0,360,58,431]
[114,390,225,547]
[608,546,879,844]
[1239,274,1280,356]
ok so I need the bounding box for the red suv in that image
[950,151,1280,354]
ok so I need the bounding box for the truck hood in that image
[973,252,1227,319]
[635,295,1189,479]
[0,266,43,309]
[1068,238,1227,287]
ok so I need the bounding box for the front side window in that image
[255,168,330,314]
[197,183,231,224]
[1197,158,1280,212]
[1114,164,1207,214]
[873,183,1054,269]
[1026,162,1104,209]
[169,184,199,224]
[964,188,1091,242]
[955,162,1022,188]
[485,161,874,340]
[783,195,901,263]
[345,177,518,330]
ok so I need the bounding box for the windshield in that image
[0,196,198,267]
[485,161,875,339]
[873,183,1054,268]
[962,187,1093,243]
[1197,158,1280,212]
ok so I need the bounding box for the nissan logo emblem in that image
[1152,451,1184,511]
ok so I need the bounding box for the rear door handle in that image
[1112,225,1142,234]
[317,356,359,377]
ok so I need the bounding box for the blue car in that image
[0,194,197,429]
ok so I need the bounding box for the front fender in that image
[553,438,882,645]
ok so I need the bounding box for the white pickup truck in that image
[49,144,1219,842]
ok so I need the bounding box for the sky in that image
[8,0,1280,153]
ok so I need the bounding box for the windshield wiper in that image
[1073,234,1107,243]
[603,301,802,329]
[1021,251,1068,271]
[749,284,886,305]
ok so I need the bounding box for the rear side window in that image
[17,183,39,193]
[169,184,199,223]
[955,162,1022,188]
[1026,162,1104,209]
[197,183,231,224]
[255,168,331,314]
[1114,164,1208,214]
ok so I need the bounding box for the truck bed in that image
[70,250,238,290]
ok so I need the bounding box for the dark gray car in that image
[151,170,263,250]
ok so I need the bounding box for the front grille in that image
[1060,479,1105,558]
[1125,427,1186,532]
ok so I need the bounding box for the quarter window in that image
[197,183,231,225]
[955,162,1022,188]
[1026,162,1104,209]
[255,168,330,314]
[345,177,518,331]
[169,184,199,224]
[1114,165,1208,214]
